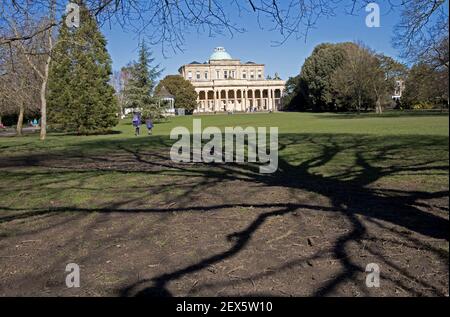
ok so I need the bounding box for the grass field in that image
[0,111,448,296]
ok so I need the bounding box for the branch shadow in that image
[0,132,448,296]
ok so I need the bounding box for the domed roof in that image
[209,47,232,60]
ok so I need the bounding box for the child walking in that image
[132,113,141,136]
[145,117,153,135]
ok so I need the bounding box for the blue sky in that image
[101,2,403,80]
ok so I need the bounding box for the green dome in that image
[209,47,232,60]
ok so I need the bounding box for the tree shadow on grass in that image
[0,132,448,296]
[115,134,448,296]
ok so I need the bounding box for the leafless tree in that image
[2,1,445,52]
[393,0,448,66]
[0,39,41,135]
[1,0,57,139]
[111,66,131,117]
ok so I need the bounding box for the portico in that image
[195,83,284,113]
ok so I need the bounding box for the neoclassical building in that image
[178,47,285,113]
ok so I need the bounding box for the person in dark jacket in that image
[132,113,141,136]
[145,117,154,135]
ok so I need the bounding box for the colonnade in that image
[196,88,284,112]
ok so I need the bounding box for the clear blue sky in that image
[101,2,403,80]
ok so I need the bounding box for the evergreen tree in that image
[299,43,351,111]
[123,40,162,119]
[47,2,118,134]
[47,22,73,129]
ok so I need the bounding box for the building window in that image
[230,70,235,78]
[250,70,254,79]
[242,71,247,79]
[205,71,208,79]
[196,71,201,79]
[258,70,262,79]
[188,71,192,79]
[224,70,228,79]
[216,70,220,79]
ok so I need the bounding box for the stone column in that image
[269,89,273,110]
[218,90,222,111]
[272,89,277,111]
[262,89,266,110]
[196,90,200,112]
[263,89,267,110]
[225,89,229,112]
[262,89,265,110]
[253,90,256,111]
[205,90,209,112]
[279,88,284,111]
[233,89,237,112]
[258,89,262,110]
[218,90,221,111]
[202,90,206,112]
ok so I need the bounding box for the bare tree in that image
[1,0,56,139]
[330,43,404,114]
[393,0,448,66]
[331,43,373,113]
[0,40,41,135]
[0,1,340,52]
[2,1,444,52]
[111,66,131,118]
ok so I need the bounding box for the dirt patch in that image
[0,147,448,297]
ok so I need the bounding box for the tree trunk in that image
[40,72,48,140]
[357,93,361,114]
[39,0,55,141]
[374,88,383,114]
[40,33,52,140]
[16,103,24,136]
[375,98,381,114]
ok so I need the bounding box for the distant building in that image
[178,47,285,113]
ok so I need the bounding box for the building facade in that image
[178,47,285,113]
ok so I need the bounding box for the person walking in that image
[145,117,153,135]
[132,113,141,136]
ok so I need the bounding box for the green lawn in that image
[1,110,449,182]
[1,111,448,151]
[1,111,448,207]
[0,111,448,296]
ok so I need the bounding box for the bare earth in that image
[0,143,448,297]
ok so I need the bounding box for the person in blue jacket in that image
[132,112,141,136]
[145,117,153,135]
